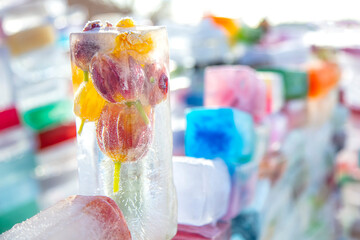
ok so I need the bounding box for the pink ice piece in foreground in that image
[0,195,131,240]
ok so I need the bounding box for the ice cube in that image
[306,61,340,98]
[267,113,288,153]
[256,68,308,101]
[0,195,131,240]
[256,71,284,114]
[173,156,231,226]
[222,161,259,221]
[71,25,177,240]
[307,89,337,126]
[231,211,259,240]
[222,125,267,220]
[185,108,255,171]
[173,221,231,240]
[350,219,360,239]
[282,99,307,129]
[204,66,267,123]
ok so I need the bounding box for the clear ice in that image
[0,195,131,240]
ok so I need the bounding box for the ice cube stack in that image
[177,64,291,239]
[257,67,309,129]
[182,97,261,238]
[1,17,354,240]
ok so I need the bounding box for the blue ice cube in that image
[185,108,255,170]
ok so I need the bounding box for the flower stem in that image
[83,71,89,82]
[134,100,149,125]
[113,162,121,193]
[125,100,149,125]
[78,119,85,135]
[78,72,88,136]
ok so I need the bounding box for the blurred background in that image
[0,0,360,239]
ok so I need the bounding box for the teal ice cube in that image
[185,108,255,170]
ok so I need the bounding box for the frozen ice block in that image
[306,61,340,98]
[282,99,307,129]
[204,66,267,123]
[336,150,360,183]
[6,24,56,56]
[222,126,266,220]
[22,100,74,131]
[306,61,340,126]
[222,161,258,221]
[173,156,231,226]
[173,129,185,156]
[0,195,131,240]
[70,19,177,240]
[0,108,20,131]
[239,27,311,67]
[231,211,259,240]
[256,72,284,115]
[267,113,288,152]
[259,151,287,184]
[339,48,360,111]
[257,67,308,101]
[185,108,255,169]
[307,89,337,126]
[0,126,39,233]
[350,219,360,239]
[0,47,13,110]
[173,221,231,240]
[191,19,231,66]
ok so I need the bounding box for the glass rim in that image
[70,25,166,35]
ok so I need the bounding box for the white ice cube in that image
[173,156,231,226]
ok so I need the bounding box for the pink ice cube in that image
[0,195,131,240]
[204,65,267,123]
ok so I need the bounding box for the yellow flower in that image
[74,80,106,122]
[71,63,84,93]
[113,31,154,57]
[116,18,135,28]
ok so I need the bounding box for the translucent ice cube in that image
[231,211,259,240]
[204,66,267,123]
[256,71,284,115]
[222,161,259,221]
[185,108,255,171]
[173,156,231,226]
[0,195,131,240]
[222,124,267,220]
